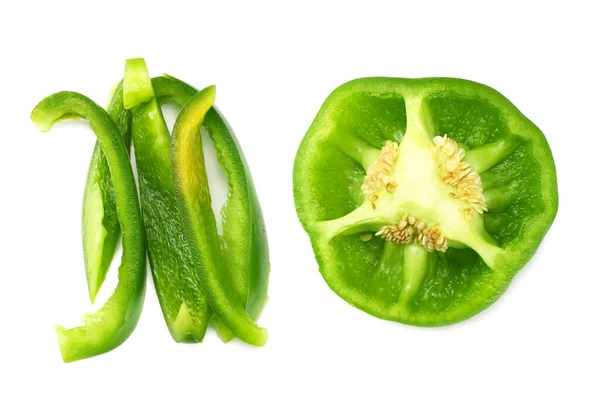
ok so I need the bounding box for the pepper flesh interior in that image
[318,96,502,269]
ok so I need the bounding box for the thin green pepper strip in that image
[123,59,211,342]
[171,86,268,346]
[82,81,132,303]
[31,92,146,362]
[153,75,269,343]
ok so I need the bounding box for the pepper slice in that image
[123,59,211,342]
[171,86,268,346]
[82,81,131,303]
[31,92,146,362]
[294,77,558,326]
[152,75,269,343]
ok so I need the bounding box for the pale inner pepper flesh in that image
[317,95,521,282]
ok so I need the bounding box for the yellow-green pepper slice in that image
[171,86,268,346]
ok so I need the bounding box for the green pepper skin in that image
[31,92,146,362]
[171,86,268,346]
[294,77,558,326]
[153,75,269,343]
[124,59,211,342]
[82,81,132,303]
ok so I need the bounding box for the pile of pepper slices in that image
[31,59,269,362]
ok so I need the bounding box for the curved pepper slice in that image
[31,92,146,362]
[123,59,211,342]
[82,81,131,303]
[294,77,558,326]
[152,75,269,343]
[171,86,268,346]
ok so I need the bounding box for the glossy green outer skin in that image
[171,86,268,346]
[294,77,558,326]
[153,76,270,342]
[82,81,132,303]
[125,64,212,343]
[31,92,146,362]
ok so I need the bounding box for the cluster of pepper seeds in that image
[375,213,448,252]
[359,135,485,252]
[359,139,448,252]
[360,140,399,208]
[431,135,487,219]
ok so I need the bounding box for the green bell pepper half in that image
[123,59,212,342]
[152,75,269,343]
[171,85,268,346]
[294,77,558,326]
[31,92,146,362]
[82,81,132,303]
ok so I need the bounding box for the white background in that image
[1,1,598,398]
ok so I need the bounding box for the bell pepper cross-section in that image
[293,77,558,326]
